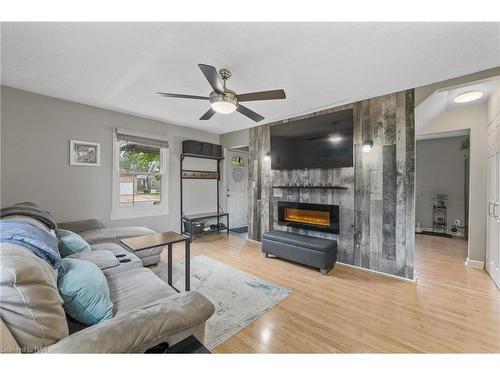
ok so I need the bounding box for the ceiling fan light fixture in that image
[210,100,237,114]
[209,92,238,114]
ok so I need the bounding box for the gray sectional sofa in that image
[0,204,215,353]
[58,218,163,266]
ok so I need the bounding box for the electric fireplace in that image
[277,201,339,234]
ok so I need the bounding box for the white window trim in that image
[111,128,170,221]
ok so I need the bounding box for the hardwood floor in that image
[160,233,500,353]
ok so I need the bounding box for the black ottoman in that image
[262,230,337,275]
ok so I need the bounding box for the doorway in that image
[415,131,470,261]
[225,147,249,237]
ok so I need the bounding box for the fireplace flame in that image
[284,208,330,227]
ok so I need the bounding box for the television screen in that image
[270,108,354,170]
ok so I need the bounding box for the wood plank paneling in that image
[404,90,416,278]
[248,90,415,279]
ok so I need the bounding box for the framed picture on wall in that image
[70,140,100,166]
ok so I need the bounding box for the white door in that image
[486,121,500,288]
[226,150,248,229]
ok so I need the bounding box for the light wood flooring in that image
[160,233,500,353]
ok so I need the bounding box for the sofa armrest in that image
[57,219,105,234]
[44,291,215,353]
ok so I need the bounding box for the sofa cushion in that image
[90,243,143,275]
[106,267,176,316]
[66,250,120,270]
[0,243,68,350]
[79,227,156,244]
[57,219,105,234]
[56,229,91,258]
[90,242,129,255]
[57,258,113,326]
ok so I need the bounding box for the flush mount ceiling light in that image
[454,91,483,104]
[363,140,373,153]
[329,134,343,143]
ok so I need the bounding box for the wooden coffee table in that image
[120,231,191,292]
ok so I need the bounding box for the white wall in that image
[220,128,249,149]
[1,86,220,232]
[417,102,488,262]
[488,80,500,125]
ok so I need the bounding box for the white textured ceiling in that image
[2,22,500,134]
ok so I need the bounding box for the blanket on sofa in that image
[0,202,57,230]
[0,220,61,268]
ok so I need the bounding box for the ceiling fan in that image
[157,64,286,122]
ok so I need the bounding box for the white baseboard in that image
[465,257,484,269]
[337,261,416,283]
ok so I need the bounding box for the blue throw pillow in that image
[57,258,113,326]
[55,229,91,258]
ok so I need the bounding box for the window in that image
[111,129,169,220]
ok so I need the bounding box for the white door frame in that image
[224,147,249,229]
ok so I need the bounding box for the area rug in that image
[153,255,291,349]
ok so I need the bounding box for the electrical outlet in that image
[454,219,461,226]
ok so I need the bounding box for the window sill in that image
[110,207,169,221]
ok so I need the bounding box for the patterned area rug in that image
[153,255,291,349]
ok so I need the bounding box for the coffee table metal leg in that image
[185,240,190,291]
[168,243,173,287]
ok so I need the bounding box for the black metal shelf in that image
[181,228,226,237]
[181,153,224,161]
[182,176,219,180]
[273,185,348,190]
[182,211,229,221]
[180,150,229,240]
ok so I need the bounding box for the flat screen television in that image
[270,108,353,170]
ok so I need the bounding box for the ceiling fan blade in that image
[199,108,216,120]
[237,89,286,102]
[198,64,224,93]
[237,105,265,122]
[157,92,208,100]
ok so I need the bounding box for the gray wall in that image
[0,86,220,232]
[248,90,415,279]
[416,136,467,231]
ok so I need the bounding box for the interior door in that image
[226,150,248,229]
[486,122,500,288]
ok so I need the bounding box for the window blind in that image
[116,131,169,149]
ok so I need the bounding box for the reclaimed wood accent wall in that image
[248,89,415,279]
